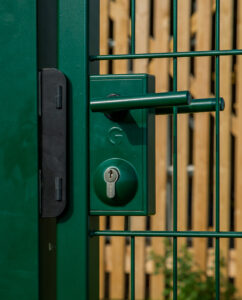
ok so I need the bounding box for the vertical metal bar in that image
[130,1,135,295]
[57,0,99,299]
[37,0,58,298]
[88,2,100,300]
[173,0,178,299]
[57,1,89,298]
[131,0,136,54]
[131,236,135,300]
[173,106,178,299]
[173,0,178,92]
[215,0,220,299]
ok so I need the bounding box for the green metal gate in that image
[1,0,242,299]
[90,1,242,299]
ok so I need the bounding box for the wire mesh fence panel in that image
[92,0,242,299]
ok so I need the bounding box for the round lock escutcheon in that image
[93,158,138,206]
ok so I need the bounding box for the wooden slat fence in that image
[99,0,241,298]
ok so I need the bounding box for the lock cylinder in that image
[104,167,120,199]
[93,159,138,207]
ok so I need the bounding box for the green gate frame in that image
[0,0,100,299]
[2,0,242,299]
[55,1,99,299]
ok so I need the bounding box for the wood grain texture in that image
[130,1,150,298]
[235,0,242,295]
[149,1,170,299]
[192,0,212,270]
[98,0,240,298]
[220,0,233,276]
[109,1,129,299]
[177,0,191,245]
[100,0,109,74]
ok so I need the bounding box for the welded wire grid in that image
[89,0,241,299]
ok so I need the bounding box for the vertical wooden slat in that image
[110,0,129,74]
[177,0,191,244]
[109,219,125,299]
[108,140,126,289]
[100,0,109,75]
[235,0,242,295]
[220,0,233,275]
[99,217,106,299]
[149,1,170,299]
[109,1,129,299]
[130,1,150,299]
[192,0,212,270]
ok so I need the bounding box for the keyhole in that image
[109,169,113,178]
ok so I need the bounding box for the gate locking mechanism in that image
[93,158,138,207]
[104,167,120,199]
[89,74,190,215]
[89,74,225,216]
[90,74,157,215]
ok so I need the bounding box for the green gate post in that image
[38,0,99,298]
[37,1,58,299]
[0,1,38,299]
[57,0,99,299]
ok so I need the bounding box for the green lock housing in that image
[89,74,156,215]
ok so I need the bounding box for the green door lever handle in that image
[90,91,191,112]
[90,91,225,115]
[156,97,225,115]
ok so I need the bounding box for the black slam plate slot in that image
[39,68,67,218]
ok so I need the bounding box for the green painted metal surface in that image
[90,74,155,215]
[131,236,135,300]
[57,0,99,299]
[92,230,242,238]
[156,97,225,115]
[0,1,38,299]
[131,0,136,55]
[56,0,90,297]
[215,0,221,297]
[172,1,178,297]
[90,49,242,61]
[90,90,191,112]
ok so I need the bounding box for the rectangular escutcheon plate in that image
[89,74,155,216]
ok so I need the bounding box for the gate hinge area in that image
[39,68,68,218]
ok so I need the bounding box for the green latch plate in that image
[89,74,155,215]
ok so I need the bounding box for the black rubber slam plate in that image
[39,68,67,218]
